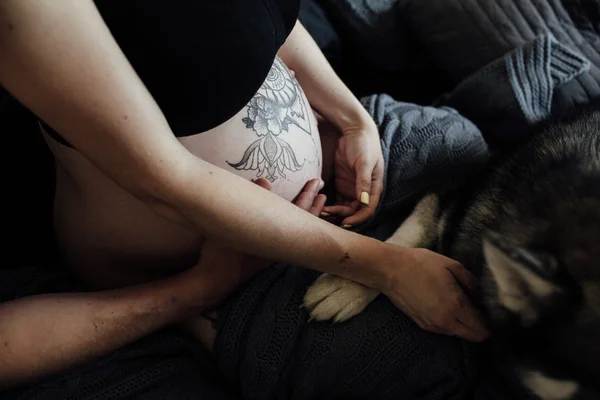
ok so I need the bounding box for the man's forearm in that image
[0,277,195,389]
[277,21,374,131]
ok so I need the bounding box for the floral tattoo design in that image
[227,57,312,182]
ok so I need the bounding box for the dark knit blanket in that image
[213,96,489,400]
[212,25,591,399]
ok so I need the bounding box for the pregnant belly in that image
[181,58,322,202]
[47,57,323,286]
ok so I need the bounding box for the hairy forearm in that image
[277,21,374,131]
[0,1,389,285]
[0,277,195,389]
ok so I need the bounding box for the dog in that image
[303,105,600,399]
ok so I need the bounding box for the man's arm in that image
[0,270,203,389]
[0,239,270,390]
[0,178,314,389]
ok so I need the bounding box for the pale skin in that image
[0,0,489,388]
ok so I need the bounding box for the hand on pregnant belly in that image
[180,57,323,202]
[322,122,384,226]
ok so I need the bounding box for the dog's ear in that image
[483,231,561,327]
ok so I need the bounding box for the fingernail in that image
[320,212,330,217]
[341,224,352,229]
[360,191,370,205]
[318,179,325,191]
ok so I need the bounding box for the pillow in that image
[400,0,600,110]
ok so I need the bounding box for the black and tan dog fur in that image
[303,105,600,399]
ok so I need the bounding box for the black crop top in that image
[44,0,300,146]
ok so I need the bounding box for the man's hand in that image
[180,177,327,349]
[177,178,328,311]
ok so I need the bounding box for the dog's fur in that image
[303,106,600,399]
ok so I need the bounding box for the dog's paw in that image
[303,273,380,322]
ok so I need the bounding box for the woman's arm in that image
[0,1,488,341]
[277,21,385,224]
[277,21,373,135]
[0,0,385,287]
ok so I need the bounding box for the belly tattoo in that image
[227,57,315,182]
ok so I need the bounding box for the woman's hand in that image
[277,22,384,227]
[378,246,490,342]
[320,115,385,227]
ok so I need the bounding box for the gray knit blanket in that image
[436,32,590,145]
[214,97,489,400]
[318,0,600,121]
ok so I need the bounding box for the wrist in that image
[351,240,422,294]
[311,92,374,135]
[331,106,373,133]
[344,236,392,290]
[152,273,211,321]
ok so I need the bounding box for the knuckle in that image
[418,320,433,331]
[434,315,454,330]
[358,178,371,188]
[449,293,463,308]
[422,324,434,332]
[357,158,371,170]
[297,203,310,211]
[447,261,459,272]
[430,318,444,330]
[454,293,467,309]
[301,193,315,202]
